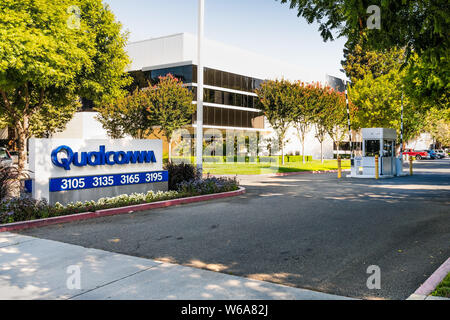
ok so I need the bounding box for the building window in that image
[199,88,258,109]
[365,140,380,157]
[149,65,194,85]
[129,65,264,94]
[201,106,263,129]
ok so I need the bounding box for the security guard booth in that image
[351,128,397,178]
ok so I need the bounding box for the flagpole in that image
[196,0,204,174]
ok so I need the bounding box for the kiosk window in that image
[365,140,380,157]
[383,140,393,157]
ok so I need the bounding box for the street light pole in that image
[196,0,204,175]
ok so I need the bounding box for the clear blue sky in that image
[105,0,348,81]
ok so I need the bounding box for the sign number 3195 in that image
[146,172,163,182]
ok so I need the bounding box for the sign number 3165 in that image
[121,174,140,184]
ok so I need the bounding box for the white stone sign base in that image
[29,138,167,205]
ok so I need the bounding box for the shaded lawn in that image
[201,160,351,175]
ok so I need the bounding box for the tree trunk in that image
[17,116,29,173]
[320,141,324,164]
[336,140,340,160]
[296,124,307,164]
[168,137,172,163]
[301,136,305,164]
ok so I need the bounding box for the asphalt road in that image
[19,159,450,300]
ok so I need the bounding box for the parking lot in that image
[18,159,450,299]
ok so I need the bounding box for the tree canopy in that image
[149,75,195,161]
[424,107,450,147]
[341,38,405,84]
[279,0,448,60]
[349,68,423,143]
[291,82,316,162]
[309,84,347,162]
[96,87,153,139]
[0,0,131,170]
[404,53,449,109]
[322,88,347,149]
[96,75,195,161]
[280,0,449,109]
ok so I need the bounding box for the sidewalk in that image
[0,232,352,300]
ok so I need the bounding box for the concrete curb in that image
[0,187,246,233]
[273,169,351,177]
[407,257,450,300]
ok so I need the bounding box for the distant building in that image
[52,33,334,158]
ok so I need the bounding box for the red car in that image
[403,149,429,160]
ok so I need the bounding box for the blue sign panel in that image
[24,180,32,193]
[49,170,168,192]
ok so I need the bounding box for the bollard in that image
[375,155,379,179]
[409,156,413,176]
[337,155,342,179]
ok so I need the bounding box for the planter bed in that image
[0,187,246,232]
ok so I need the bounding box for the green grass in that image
[199,160,351,175]
[431,273,450,298]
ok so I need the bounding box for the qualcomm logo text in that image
[51,145,157,170]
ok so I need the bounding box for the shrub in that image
[0,196,51,224]
[0,190,182,224]
[178,176,239,196]
[164,162,197,190]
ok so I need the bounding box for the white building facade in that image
[33,33,344,159]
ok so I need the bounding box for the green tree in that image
[279,0,448,60]
[96,86,154,139]
[280,0,449,108]
[404,54,449,110]
[0,0,130,171]
[291,82,317,163]
[149,75,195,163]
[309,84,344,163]
[97,75,194,162]
[342,38,405,84]
[349,70,424,144]
[342,39,448,111]
[256,79,295,165]
[424,107,450,147]
[323,89,348,156]
[30,101,81,138]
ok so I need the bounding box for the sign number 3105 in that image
[61,178,85,190]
